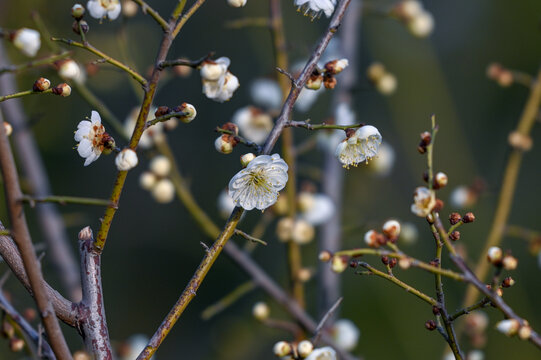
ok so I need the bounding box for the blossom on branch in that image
[295,0,337,19]
[228,154,288,211]
[410,186,436,217]
[87,0,122,20]
[74,111,115,166]
[304,346,337,360]
[335,125,382,168]
[200,57,240,102]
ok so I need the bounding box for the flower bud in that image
[78,226,93,241]
[487,246,503,264]
[122,0,139,17]
[462,212,475,223]
[331,255,348,273]
[325,59,349,75]
[291,219,315,245]
[319,250,332,262]
[496,319,519,336]
[252,302,270,321]
[367,62,386,82]
[240,153,255,167]
[115,148,139,171]
[200,61,225,81]
[425,320,437,331]
[449,230,460,241]
[305,73,323,90]
[4,122,13,136]
[407,11,434,38]
[228,0,247,7]
[273,341,292,357]
[33,77,51,92]
[364,229,379,248]
[376,73,397,95]
[11,28,41,57]
[398,258,411,269]
[9,337,24,352]
[434,172,448,189]
[449,212,461,225]
[465,312,488,335]
[502,255,517,271]
[323,74,337,89]
[276,217,294,242]
[72,4,85,19]
[215,135,235,154]
[508,131,533,152]
[139,171,157,190]
[399,222,418,245]
[502,276,515,288]
[149,155,171,177]
[175,103,197,123]
[52,83,72,97]
[57,59,83,81]
[518,325,532,340]
[297,340,314,358]
[72,20,89,35]
[497,70,513,87]
[297,268,312,282]
[151,179,175,203]
[382,219,401,240]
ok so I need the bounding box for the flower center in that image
[248,169,272,192]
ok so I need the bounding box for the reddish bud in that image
[449,231,460,241]
[381,256,389,265]
[502,277,515,288]
[449,212,462,225]
[462,212,476,223]
[425,320,437,331]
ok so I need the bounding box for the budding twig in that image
[286,120,365,131]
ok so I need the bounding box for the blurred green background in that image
[1,0,541,359]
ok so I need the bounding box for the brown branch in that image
[77,227,113,358]
[0,113,72,359]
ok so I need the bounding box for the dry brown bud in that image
[155,106,171,117]
[449,231,460,241]
[462,212,475,223]
[420,131,432,146]
[388,258,397,268]
[432,306,441,315]
[323,74,337,89]
[502,276,515,288]
[23,308,37,322]
[449,212,462,225]
[72,20,89,35]
[433,199,444,213]
[381,256,389,265]
[425,320,437,331]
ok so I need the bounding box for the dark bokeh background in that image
[1,0,541,359]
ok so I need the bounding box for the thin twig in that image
[201,281,257,320]
[0,88,54,102]
[215,128,262,153]
[286,120,364,131]
[0,52,71,74]
[312,297,343,345]
[158,52,214,69]
[132,0,169,31]
[20,195,113,207]
[234,229,267,246]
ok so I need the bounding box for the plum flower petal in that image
[335,125,382,168]
[228,154,288,211]
[87,0,122,20]
[295,0,336,18]
[75,111,113,166]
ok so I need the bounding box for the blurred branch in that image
[51,37,148,87]
[463,66,541,307]
[234,229,267,246]
[0,52,71,75]
[225,17,270,29]
[0,113,72,359]
[0,287,56,359]
[20,195,113,207]
[286,120,364,131]
[132,0,169,31]
[201,281,257,320]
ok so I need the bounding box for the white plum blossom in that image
[12,28,41,57]
[295,0,337,19]
[304,346,337,360]
[331,319,360,351]
[228,154,288,211]
[410,186,436,217]
[57,59,86,84]
[227,0,247,7]
[250,78,282,110]
[232,106,274,145]
[74,111,115,166]
[87,0,122,20]
[200,57,239,102]
[152,179,175,203]
[335,125,382,168]
[115,149,138,171]
[300,194,335,225]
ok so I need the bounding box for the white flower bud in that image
[4,122,13,136]
[276,217,294,242]
[518,325,532,340]
[376,73,397,95]
[496,319,520,336]
[215,135,234,154]
[122,0,139,17]
[382,219,401,240]
[502,255,518,270]
[297,340,314,358]
[398,258,411,269]
[435,172,448,188]
[149,155,171,177]
[297,268,312,282]
[201,62,226,81]
[139,172,157,190]
[115,149,138,171]
[331,255,348,273]
[240,153,255,167]
[367,62,386,82]
[399,0,423,19]
[54,83,72,97]
[331,319,360,351]
[227,0,247,7]
[333,59,348,74]
[252,302,270,321]
[12,28,41,57]
[364,230,378,247]
[72,4,86,18]
[33,77,51,91]
[291,219,315,245]
[487,246,503,264]
[450,185,477,208]
[465,312,488,335]
[273,341,292,357]
[151,179,175,203]
[408,10,434,38]
[78,226,93,241]
[178,103,197,123]
[58,59,83,82]
[318,251,332,263]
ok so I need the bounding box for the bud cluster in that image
[392,0,435,38]
[215,123,240,154]
[305,58,349,91]
[366,62,397,95]
[486,63,514,87]
[139,155,176,203]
